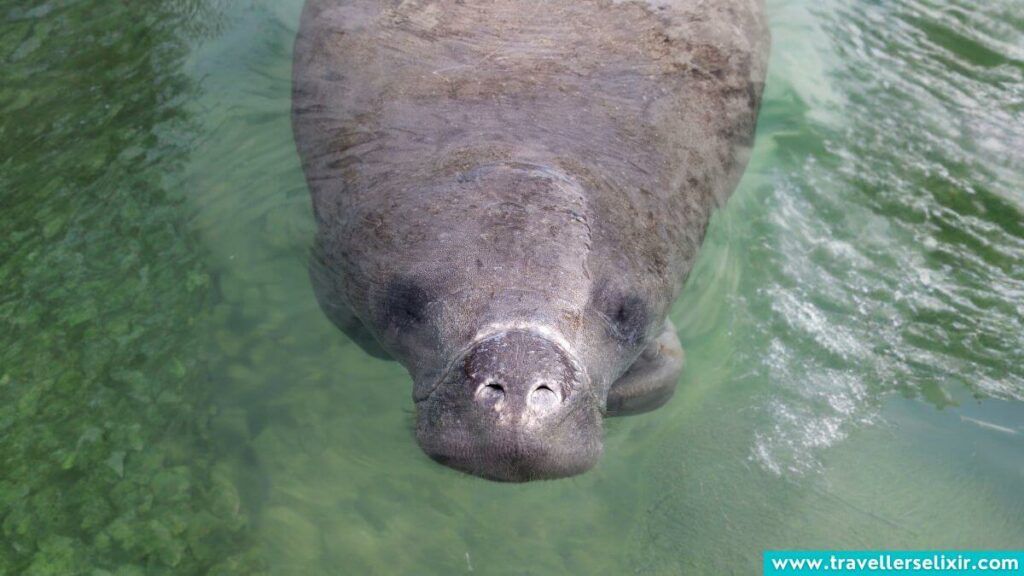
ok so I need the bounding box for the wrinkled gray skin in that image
[292,0,769,481]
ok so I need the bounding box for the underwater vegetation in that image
[0,1,262,573]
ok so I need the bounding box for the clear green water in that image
[2,0,1022,574]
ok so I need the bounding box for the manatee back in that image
[292,0,769,309]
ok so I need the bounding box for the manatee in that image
[292,0,769,481]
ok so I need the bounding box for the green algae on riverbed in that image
[0,1,261,573]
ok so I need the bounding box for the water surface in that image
[1,0,1022,574]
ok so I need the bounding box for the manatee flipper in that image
[309,246,392,360]
[605,320,683,417]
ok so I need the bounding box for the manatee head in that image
[319,162,672,481]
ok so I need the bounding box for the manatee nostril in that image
[476,381,506,407]
[527,381,563,413]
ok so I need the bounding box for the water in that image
[1,0,1022,574]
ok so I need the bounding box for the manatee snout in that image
[415,330,602,482]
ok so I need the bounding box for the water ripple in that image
[741,0,1024,476]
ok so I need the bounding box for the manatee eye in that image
[381,278,431,330]
[608,295,648,346]
[592,283,649,347]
